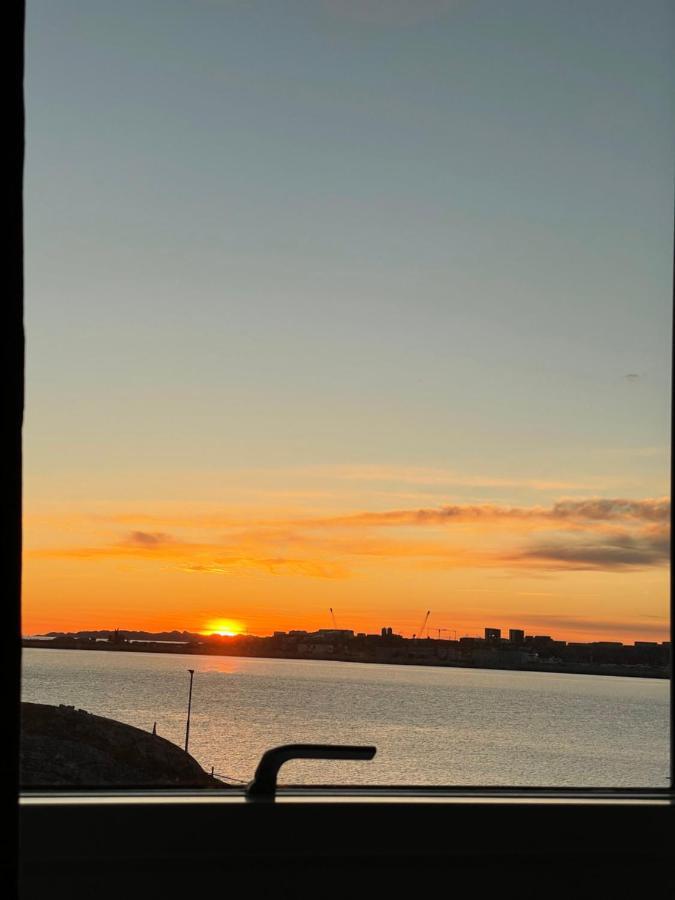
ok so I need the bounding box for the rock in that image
[20,702,224,788]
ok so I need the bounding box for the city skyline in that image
[23,621,671,682]
[26,619,672,647]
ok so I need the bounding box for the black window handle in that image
[245,743,377,801]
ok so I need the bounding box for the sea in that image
[21,647,670,788]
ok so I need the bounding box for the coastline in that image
[22,638,669,680]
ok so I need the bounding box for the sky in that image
[23,0,673,642]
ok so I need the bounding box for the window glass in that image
[22,0,672,789]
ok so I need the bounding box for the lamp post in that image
[184,669,195,753]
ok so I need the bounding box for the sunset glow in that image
[22,481,670,643]
[202,619,246,638]
[23,2,671,648]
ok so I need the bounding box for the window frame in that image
[9,5,674,888]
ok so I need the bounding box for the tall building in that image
[485,628,501,643]
[509,629,525,644]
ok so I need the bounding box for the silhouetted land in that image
[23,627,670,679]
[20,702,223,788]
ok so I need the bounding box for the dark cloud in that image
[550,498,668,522]
[507,613,668,638]
[126,531,175,547]
[330,497,670,527]
[513,528,670,570]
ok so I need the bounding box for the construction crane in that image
[435,628,457,641]
[416,610,431,639]
[329,608,338,629]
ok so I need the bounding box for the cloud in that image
[323,497,670,528]
[83,496,669,534]
[502,613,669,639]
[510,526,670,571]
[549,498,668,522]
[31,530,349,579]
[179,558,348,579]
[126,531,174,546]
[29,497,669,576]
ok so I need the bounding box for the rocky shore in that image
[21,702,224,788]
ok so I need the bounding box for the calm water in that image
[21,648,670,787]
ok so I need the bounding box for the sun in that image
[202,618,245,637]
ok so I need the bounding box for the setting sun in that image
[202,618,245,638]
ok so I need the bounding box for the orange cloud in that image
[27,497,669,576]
[29,530,349,579]
[179,559,348,578]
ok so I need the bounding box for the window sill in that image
[20,787,673,899]
[19,785,673,805]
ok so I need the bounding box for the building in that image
[509,629,525,644]
[485,628,501,643]
[315,629,355,639]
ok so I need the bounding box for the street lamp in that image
[184,669,195,753]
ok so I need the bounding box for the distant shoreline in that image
[22,638,669,680]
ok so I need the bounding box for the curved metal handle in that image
[245,743,377,801]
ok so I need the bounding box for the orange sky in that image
[23,0,675,656]
[22,477,670,644]
[23,2,673,651]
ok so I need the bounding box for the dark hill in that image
[21,702,224,788]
